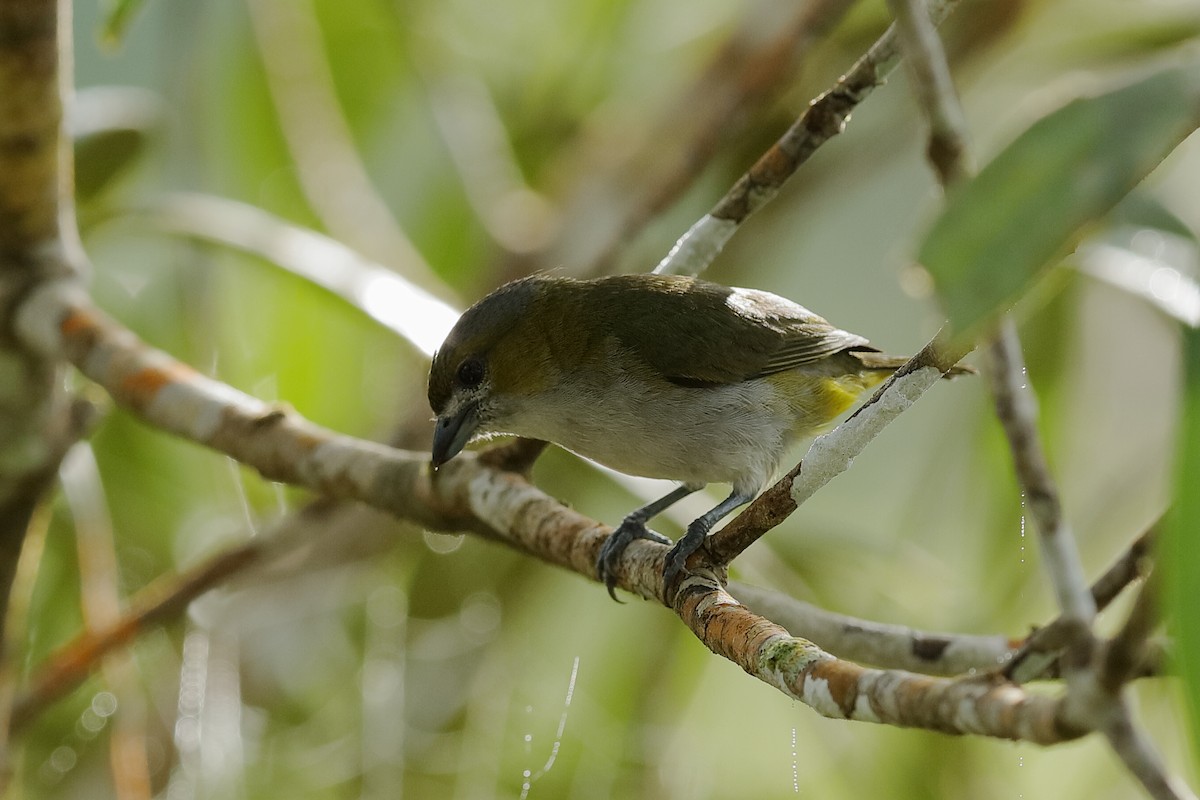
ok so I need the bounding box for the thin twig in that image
[985,322,1097,626]
[60,446,152,799]
[1101,569,1161,693]
[10,534,265,731]
[581,0,858,276]
[732,520,1162,680]
[1093,525,1157,611]
[1104,704,1198,800]
[712,0,981,565]
[654,0,960,277]
[1007,525,1157,682]
[0,499,51,780]
[886,0,971,184]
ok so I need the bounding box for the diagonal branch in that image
[705,336,968,565]
[14,503,1159,727]
[580,0,859,276]
[4,272,1092,744]
[653,0,960,278]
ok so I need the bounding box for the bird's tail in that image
[849,351,975,379]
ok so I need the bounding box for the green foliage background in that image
[21,0,1198,797]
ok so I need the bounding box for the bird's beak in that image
[431,401,480,469]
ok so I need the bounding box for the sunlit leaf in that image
[920,63,1200,340]
[1108,191,1197,240]
[1167,324,1200,767]
[135,192,460,357]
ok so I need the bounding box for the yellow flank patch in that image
[815,376,866,419]
[763,369,881,438]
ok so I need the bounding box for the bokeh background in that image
[19,0,1199,796]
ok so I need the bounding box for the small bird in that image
[428,273,963,599]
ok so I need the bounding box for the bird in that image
[427,273,966,600]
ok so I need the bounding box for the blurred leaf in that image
[133,192,460,357]
[1073,197,1200,328]
[75,128,148,202]
[920,63,1200,340]
[1167,324,1200,768]
[100,0,149,48]
[1067,13,1200,62]
[71,87,161,203]
[1109,191,1198,240]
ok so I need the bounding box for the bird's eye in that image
[456,358,484,388]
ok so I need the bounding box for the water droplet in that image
[460,592,501,635]
[91,690,118,717]
[422,531,465,554]
[49,746,76,773]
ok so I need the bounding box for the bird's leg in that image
[662,489,756,598]
[597,484,699,600]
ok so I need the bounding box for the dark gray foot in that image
[662,524,708,599]
[596,519,670,601]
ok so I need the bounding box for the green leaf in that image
[100,0,148,48]
[1167,324,1200,767]
[71,87,161,203]
[920,64,1200,340]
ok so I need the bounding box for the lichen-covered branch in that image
[671,572,1077,742]
[730,582,1016,676]
[1,274,1094,744]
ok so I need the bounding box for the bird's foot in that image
[597,518,671,601]
[662,525,708,601]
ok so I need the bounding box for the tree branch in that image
[0,0,85,660]
[581,0,859,276]
[984,322,1097,627]
[1006,524,1157,683]
[885,0,971,184]
[2,274,1095,744]
[729,581,1015,676]
[671,570,1078,742]
[705,336,968,565]
[653,0,960,277]
[885,2,1189,796]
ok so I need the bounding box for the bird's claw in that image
[661,527,707,602]
[596,519,670,601]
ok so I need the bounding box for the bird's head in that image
[428,276,567,468]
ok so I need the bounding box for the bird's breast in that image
[497,374,797,494]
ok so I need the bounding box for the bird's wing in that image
[599,277,870,386]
